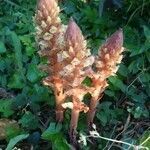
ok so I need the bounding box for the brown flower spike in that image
[35,0,67,122]
[87,29,124,127]
[35,0,124,145]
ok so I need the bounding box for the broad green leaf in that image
[7,72,25,89]
[97,111,108,126]
[104,90,115,97]
[5,29,25,80]
[0,99,14,117]
[133,107,143,119]
[42,122,62,140]
[53,136,70,150]
[118,64,128,77]
[139,131,150,148]
[6,30,22,70]
[5,123,22,141]
[19,111,39,130]
[0,41,6,53]
[124,26,140,52]
[108,76,127,92]
[26,64,42,83]
[42,123,70,150]
[6,134,29,150]
[20,35,35,56]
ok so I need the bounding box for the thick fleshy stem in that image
[54,80,65,122]
[87,96,99,128]
[69,97,89,146]
[69,109,80,145]
[87,29,124,127]
[69,98,80,145]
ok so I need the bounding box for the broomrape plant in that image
[35,0,124,144]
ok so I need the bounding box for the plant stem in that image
[69,98,80,145]
[86,134,148,150]
[54,81,65,122]
[87,94,103,127]
[87,97,98,127]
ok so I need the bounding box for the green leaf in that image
[97,111,108,126]
[42,123,70,150]
[139,131,150,148]
[0,99,14,117]
[133,107,142,119]
[104,90,115,97]
[118,64,128,77]
[19,111,39,130]
[5,29,25,80]
[108,76,127,92]
[6,134,29,150]
[143,25,150,41]
[53,136,70,150]
[42,123,62,140]
[7,72,25,89]
[0,41,6,53]
[20,35,35,56]
[26,64,42,83]
[5,123,22,141]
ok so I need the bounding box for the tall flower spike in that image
[35,0,67,122]
[63,19,93,144]
[87,29,124,127]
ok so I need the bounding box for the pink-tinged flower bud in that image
[96,29,124,78]
[99,29,123,55]
[65,18,84,47]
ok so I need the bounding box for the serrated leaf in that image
[26,64,42,83]
[20,35,35,56]
[19,111,39,130]
[6,134,29,150]
[0,99,14,117]
[7,72,25,89]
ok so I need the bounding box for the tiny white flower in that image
[49,26,57,34]
[41,21,47,28]
[62,102,73,109]
[71,58,81,66]
[57,53,64,62]
[47,16,52,24]
[83,56,95,68]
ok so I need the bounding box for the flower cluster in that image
[35,0,124,143]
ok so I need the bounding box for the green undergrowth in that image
[0,0,149,149]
